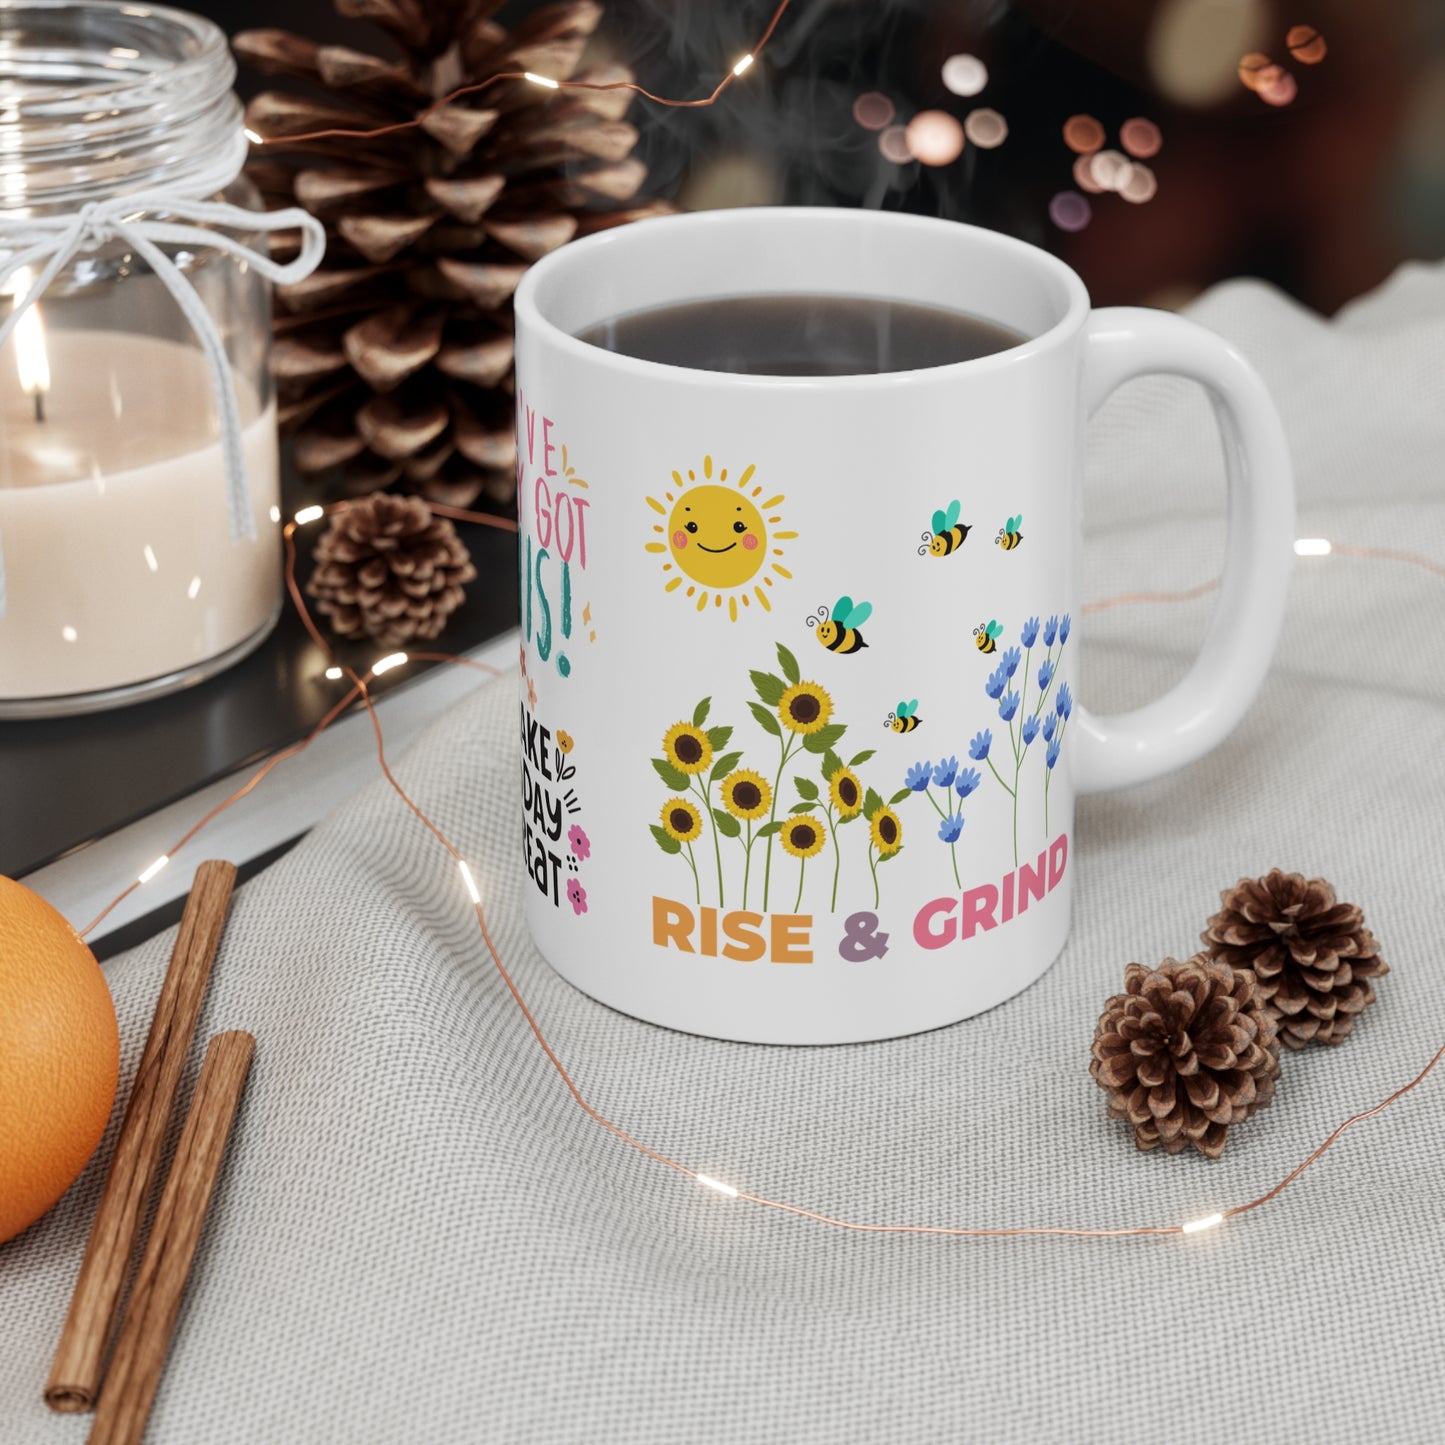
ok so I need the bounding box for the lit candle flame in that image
[7,267,50,422]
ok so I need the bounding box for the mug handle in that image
[1072,307,1295,794]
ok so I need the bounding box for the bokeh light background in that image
[214,0,1445,312]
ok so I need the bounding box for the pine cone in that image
[1201,870,1388,1049]
[1091,956,1281,1159]
[307,492,476,646]
[235,1,669,509]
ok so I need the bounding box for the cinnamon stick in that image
[87,1032,255,1445]
[46,860,238,1413]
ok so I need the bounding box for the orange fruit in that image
[0,876,119,1245]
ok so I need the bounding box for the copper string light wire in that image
[248,0,796,148]
[81,502,1445,1241]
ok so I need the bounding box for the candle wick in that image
[33,390,44,423]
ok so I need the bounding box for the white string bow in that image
[0,190,326,617]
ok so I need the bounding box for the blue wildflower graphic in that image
[904,753,974,889]
[955,767,981,799]
[971,609,1073,866]
[1044,680,1073,832]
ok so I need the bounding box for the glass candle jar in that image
[0,1,293,716]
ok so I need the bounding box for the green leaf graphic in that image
[793,775,820,800]
[692,696,711,728]
[709,751,743,782]
[712,809,742,838]
[706,725,732,751]
[776,642,801,684]
[756,821,784,838]
[888,787,913,806]
[650,824,682,855]
[751,670,785,706]
[651,756,690,790]
[821,749,844,781]
[864,787,885,819]
[748,700,782,737]
[803,722,847,754]
[848,749,875,767]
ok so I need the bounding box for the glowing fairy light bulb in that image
[294,505,325,525]
[1181,1212,1224,1234]
[243,127,263,145]
[459,859,482,905]
[905,109,965,166]
[1294,538,1332,556]
[732,53,754,76]
[941,53,988,97]
[696,1173,739,1197]
[137,855,170,885]
[524,71,559,89]
[372,651,409,676]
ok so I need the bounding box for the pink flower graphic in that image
[567,878,588,915]
[568,824,591,860]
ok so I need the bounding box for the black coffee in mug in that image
[575,293,1025,376]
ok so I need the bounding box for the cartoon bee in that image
[886,699,922,733]
[808,595,872,653]
[919,499,972,557]
[996,514,1023,550]
[973,619,1003,654]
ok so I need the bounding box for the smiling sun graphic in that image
[645,455,797,621]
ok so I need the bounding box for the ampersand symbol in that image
[838,911,889,961]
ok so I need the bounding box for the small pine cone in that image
[1201,870,1389,1050]
[307,492,476,647]
[1091,956,1281,1159]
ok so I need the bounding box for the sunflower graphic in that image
[721,768,771,821]
[829,767,863,817]
[780,816,826,859]
[869,806,902,856]
[660,797,703,844]
[777,681,833,737]
[661,721,713,776]
[780,813,826,911]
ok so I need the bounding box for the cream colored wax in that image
[0,330,281,702]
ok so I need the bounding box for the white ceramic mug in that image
[512,208,1293,1045]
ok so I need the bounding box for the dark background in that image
[206,0,1445,316]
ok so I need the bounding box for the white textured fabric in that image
[3,265,1444,1445]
